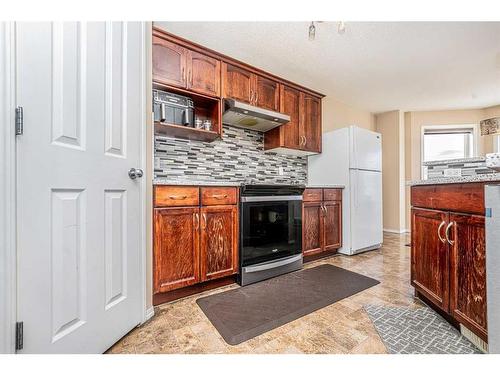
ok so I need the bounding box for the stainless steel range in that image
[238,184,305,286]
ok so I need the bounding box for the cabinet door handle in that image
[169,195,187,200]
[202,213,207,229]
[181,67,185,82]
[255,91,259,103]
[194,213,200,230]
[324,205,328,215]
[303,136,307,147]
[445,221,455,245]
[188,69,192,85]
[250,90,254,103]
[211,194,228,199]
[437,220,446,243]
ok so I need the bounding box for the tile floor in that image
[108,233,421,354]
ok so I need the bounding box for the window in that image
[495,135,500,153]
[422,126,476,162]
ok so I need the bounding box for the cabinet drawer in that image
[303,188,323,202]
[154,186,199,207]
[201,187,238,206]
[411,183,484,215]
[323,188,342,201]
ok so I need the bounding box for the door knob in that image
[128,168,144,180]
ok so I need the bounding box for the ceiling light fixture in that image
[308,22,316,41]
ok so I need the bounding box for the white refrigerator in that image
[308,126,383,255]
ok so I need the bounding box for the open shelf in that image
[155,122,220,142]
[153,81,222,142]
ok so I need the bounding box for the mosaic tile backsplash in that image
[154,125,308,184]
[423,157,494,180]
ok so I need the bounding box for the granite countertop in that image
[422,157,486,167]
[306,184,345,189]
[408,173,500,186]
[153,178,242,186]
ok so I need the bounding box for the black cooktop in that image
[240,183,305,196]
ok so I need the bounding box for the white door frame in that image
[0,21,151,353]
[0,21,17,354]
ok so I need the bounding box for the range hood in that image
[222,99,290,132]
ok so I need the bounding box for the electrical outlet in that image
[278,166,284,176]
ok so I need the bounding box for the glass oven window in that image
[241,200,302,266]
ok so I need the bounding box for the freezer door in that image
[349,170,383,252]
[486,184,500,353]
[350,126,382,171]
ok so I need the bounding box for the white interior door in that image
[349,169,383,252]
[16,22,145,353]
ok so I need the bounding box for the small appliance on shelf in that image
[153,89,194,127]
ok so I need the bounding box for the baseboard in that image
[383,228,407,234]
[143,306,155,324]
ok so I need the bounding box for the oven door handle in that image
[243,254,303,273]
[241,195,303,202]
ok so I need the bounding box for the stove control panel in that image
[486,153,500,172]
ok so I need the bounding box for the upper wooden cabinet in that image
[187,50,221,97]
[254,75,280,111]
[264,86,322,155]
[153,34,221,97]
[222,63,280,111]
[300,93,322,153]
[152,36,187,88]
[221,63,253,103]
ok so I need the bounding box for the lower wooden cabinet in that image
[153,207,200,293]
[302,188,342,257]
[449,213,487,340]
[200,205,238,281]
[411,183,488,342]
[153,186,239,298]
[411,208,450,311]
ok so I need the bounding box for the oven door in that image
[240,197,302,267]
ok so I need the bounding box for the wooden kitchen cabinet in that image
[152,35,187,88]
[200,205,239,281]
[449,213,487,341]
[302,188,342,258]
[411,208,450,312]
[222,63,280,111]
[303,202,323,256]
[264,86,322,155]
[153,186,239,303]
[222,63,254,104]
[411,183,488,342]
[153,207,200,293]
[254,75,280,111]
[300,92,322,153]
[187,50,221,97]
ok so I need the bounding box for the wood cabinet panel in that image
[449,213,487,341]
[254,75,280,111]
[200,187,238,206]
[411,208,450,312]
[323,188,342,201]
[280,85,301,149]
[303,188,323,202]
[154,186,199,207]
[187,50,221,97]
[222,63,253,104]
[153,207,200,293]
[303,202,324,256]
[323,201,342,251]
[152,36,187,88]
[300,93,322,153]
[411,183,485,215]
[200,205,239,281]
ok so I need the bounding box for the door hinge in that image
[15,106,23,135]
[15,321,23,351]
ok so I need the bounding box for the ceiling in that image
[154,21,500,113]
